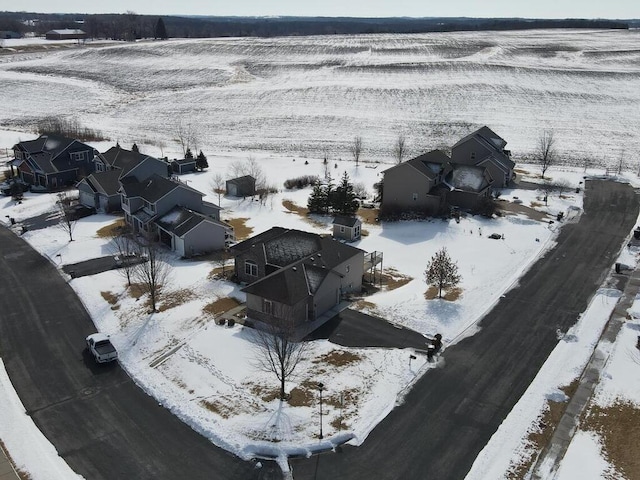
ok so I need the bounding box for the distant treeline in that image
[0,11,632,41]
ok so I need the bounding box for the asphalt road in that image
[290,179,640,479]
[0,227,281,479]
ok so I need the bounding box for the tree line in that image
[0,12,630,41]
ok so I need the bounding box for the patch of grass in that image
[383,267,413,291]
[357,207,380,225]
[583,400,640,480]
[225,217,252,241]
[95,218,126,238]
[203,297,241,317]
[424,286,439,300]
[507,381,578,479]
[352,299,380,315]
[313,350,362,367]
[128,283,147,300]
[530,201,544,208]
[207,265,234,280]
[101,291,119,305]
[248,383,280,403]
[200,399,234,418]
[443,287,463,301]
[324,388,359,408]
[288,385,315,407]
[282,199,309,215]
[158,289,196,312]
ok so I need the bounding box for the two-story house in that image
[10,134,96,191]
[450,126,515,188]
[121,173,232,257]
[231,228,365,336]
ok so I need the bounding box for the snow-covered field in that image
[1,29,640,479]
[1,29,639,165]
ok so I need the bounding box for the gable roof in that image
[383,150,452,180]
[453,126,506,150]
[227,175,256,187]
[446,164,493,192]
[156,206,228,238]
[333,215,361,227]
[120,174,202,203]
[14,134,93,175]
[97,146,162,178]
[452,127,515,171]
[83,170,122,196]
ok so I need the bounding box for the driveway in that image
[290,179,639,479]
[0,226,281,480]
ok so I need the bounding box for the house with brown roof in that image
[10,135,96,191]
[231,228,365,335]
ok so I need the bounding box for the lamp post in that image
[318,382,324,440]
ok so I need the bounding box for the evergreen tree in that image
[131,143,139,153]
[155,17,168,40]
[307,183,326,214]
[424,247,461,299]
[196,150,209,171]
[331,171,359,216]
[185,147,194,159]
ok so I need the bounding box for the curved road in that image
[0,180,636,480]
[290,180,639,479]
[0,226,280,479]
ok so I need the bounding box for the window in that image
[412,193,418,201]
[245,260,258,277]
[355,225,360,237]
[72,152,85,162]
[263,300,272,315]
[340,226,345,233]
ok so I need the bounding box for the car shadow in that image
[81,348,119,375]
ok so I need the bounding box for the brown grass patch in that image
[248,383,280,403]
[352,300,380,316]
[158,289,196,312]
[225,217,252,241]
[324,388,359,408]
[203,297,241,317]
[282,199,309,215]
[314,350,362,367]
[424,286,439,300]
[95,218,126,238]
[530,201,544,208]
[443,287,463,301]
[0,438,32,479]
[384,268,413,291]
[507,382,578,479]
[288,385,316,407]
[200,399,235,419]
[498,200,551,222]
[357,207,379,225]
[583,400,640,480]
[128,282,147,299]
[361,228,369,237]
[101,291,119,305]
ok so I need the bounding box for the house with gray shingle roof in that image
[231,228,365,335]
[451,126,515,187]
[10,134,96,191]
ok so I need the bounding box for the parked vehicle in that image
[86,333,118,363]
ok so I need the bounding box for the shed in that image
[332,215,362,242]
[226,175,256,197]
[45,29,87,40]
[170,158,196,175]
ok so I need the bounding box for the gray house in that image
[10,135,96,191]
[77,146,169,212]
[232,228,364,334]
[121,173,233,256]
[226,175,256,197]
[450,126,515,188]
[332,215,362,242]
[381,149,494,215]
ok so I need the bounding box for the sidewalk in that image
[530,267,640,479]
[0,443,20,480]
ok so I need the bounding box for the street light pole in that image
[318,382,324,440]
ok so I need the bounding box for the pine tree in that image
[185,147,194,159]
[196,150,209,171]
[155,17,168,40]
[331,171,359,216]
[424,247,461,299]
[131,143,139,153]
[307,183,326,214]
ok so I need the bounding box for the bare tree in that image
[555,179,572,197]
[175,120,197,157]
[424,247,461,299]
[393,134,406,164]
[209,172,225,204]
[132,237,171,313]
[351,136,362,167]
[536,130,557,179]
[253,317,307,401]
[55,191,78,242]
[228,156,266,191]
[539,179,554,206]
[110,225,137,287]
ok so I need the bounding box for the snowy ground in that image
[1,29,640,478]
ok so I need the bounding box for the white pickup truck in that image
[86,333,118,363]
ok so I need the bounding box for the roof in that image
[233,227,363,270]
[156,207,229,238]
[121,174,201,203]
[97,146,161,178]
[242,260,340,305]
[15,134,76,157]
[383,150,451,180]
[332,215,361,227]
[84,170,122,196]
[227,175,256,187]
[46,29,86,35]
[447,165,492,192]
[452,127,515,171]
[172,158,196,165]
[14,134,91,174]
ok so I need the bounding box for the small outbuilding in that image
[332,215,362,242]
[170,157,196,175]
[45,29,87,40]
[226,175,256,197]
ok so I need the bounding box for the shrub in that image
[36,117,107,142]
[227,318,235,327]
[283,175,320,190]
